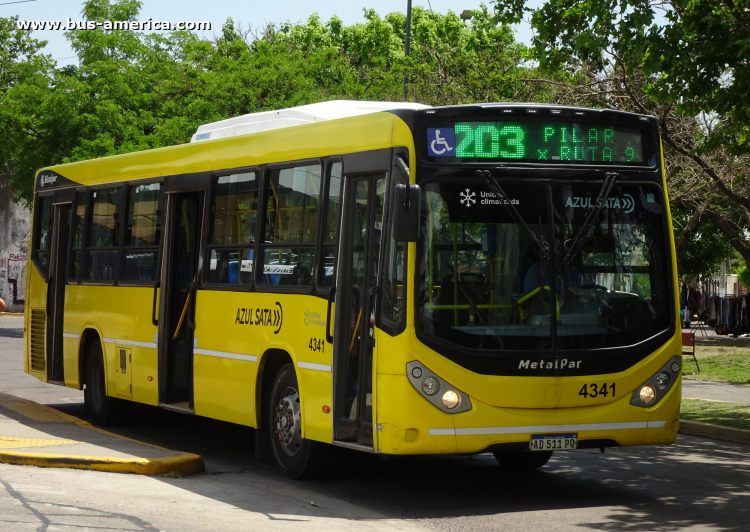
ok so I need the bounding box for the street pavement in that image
[1,314,749,531]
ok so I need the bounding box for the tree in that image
[3,0,563,205]
[0,16,56,203]
[492,0,750,275]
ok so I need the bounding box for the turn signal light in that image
[322,405,331,414]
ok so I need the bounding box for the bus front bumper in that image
[375,374,681,455]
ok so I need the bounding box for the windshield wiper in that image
[475,169,547,259]
[563,172,619,264]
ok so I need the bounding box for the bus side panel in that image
[192,291,333,442]
[64,285,159,405]
[25,263,48,381]
[62,283,82,388]
[193,291,258,426]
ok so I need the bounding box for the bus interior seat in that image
[228,261,239,284]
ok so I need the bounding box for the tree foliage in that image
[1,0,564,205]
[492,0,750,277]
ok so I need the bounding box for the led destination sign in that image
[425,121,651,165]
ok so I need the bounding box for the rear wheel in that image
[83,340,126,425]
[493,451,553,471]
[268,363,328,479]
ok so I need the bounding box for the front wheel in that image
[83,341,126,425]
[493,451,553,471]
[268,363,328,479]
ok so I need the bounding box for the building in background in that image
[0,164,31,313]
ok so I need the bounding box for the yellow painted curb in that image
[0,449,205,476]
[0,393,205,476]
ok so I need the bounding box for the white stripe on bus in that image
[428,420,666,436]
[62,333,80,339]
[103,338,157,349]
[194,349,258,362]
[297,362,332,372]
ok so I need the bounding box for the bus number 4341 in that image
[579,382,615,398]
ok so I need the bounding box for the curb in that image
[0,393,205,476]
[0,449,205,476]
[679,419,750,445]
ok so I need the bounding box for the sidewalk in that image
[681,378,750,445]
[682,379,750,405]
[0,391,204,475]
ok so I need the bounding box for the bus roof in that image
[190,100,429,143]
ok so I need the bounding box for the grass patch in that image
[681,399,750,431]
[682,352,750,384]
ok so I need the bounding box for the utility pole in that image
[404,0,412,100]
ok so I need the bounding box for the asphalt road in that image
[1,315,749,531]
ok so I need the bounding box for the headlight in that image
[422,377,440,396]
[406,361,472,414]
[630,356,681,408]
[442,390,460,409]
[639,385,656,404]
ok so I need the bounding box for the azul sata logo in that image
[460,188,476,207]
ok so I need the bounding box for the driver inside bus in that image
[523,239,585,296]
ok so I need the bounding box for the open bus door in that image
[45,194,73,384]
[157,190,205,411]
[332,174,386,447]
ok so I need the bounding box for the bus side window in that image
[121,182,164,284]
[319,161,342,290]
[85,187,122,283]
[207,172,258,286]
[68,192,87,283]
[32,195,54,277]
[259,163,321,288]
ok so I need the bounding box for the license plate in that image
[530,433,578,451]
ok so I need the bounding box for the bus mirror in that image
[392,184,421,242]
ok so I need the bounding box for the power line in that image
[0,0,38,6]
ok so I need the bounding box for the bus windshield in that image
[418,180,672,352]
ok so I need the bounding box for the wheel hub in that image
[274,387,301,456]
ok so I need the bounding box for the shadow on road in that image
[45,401,750,531]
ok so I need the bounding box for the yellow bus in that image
[25,101,682,477]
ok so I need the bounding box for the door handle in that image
[151,281,160,326]
[326,285,336,344]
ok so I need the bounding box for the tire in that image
[83,340,126,426]
[268,363,328,479]
[493,451,553,471]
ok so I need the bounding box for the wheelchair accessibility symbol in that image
[427,128,455,156]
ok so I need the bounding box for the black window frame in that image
[315,158,344,295]
[118,178,165,287]
[31,192,55,282]
[256,159,323,294]
[67,188,89,285]
[204,166,261,291]
[82,184,124,286]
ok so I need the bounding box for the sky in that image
[2,0,534,67]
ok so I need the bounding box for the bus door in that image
[158,191,204,410]
[45,198,72,384]
[332,175,386,445]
